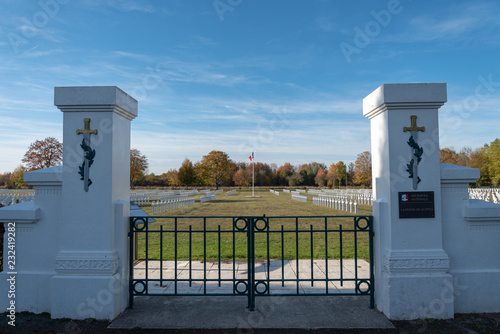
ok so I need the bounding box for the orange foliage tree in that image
[22,137,62,171]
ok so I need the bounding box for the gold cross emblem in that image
[403,115,425,133]
[76,118,98,135]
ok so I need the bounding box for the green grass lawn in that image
[134,189,373,261]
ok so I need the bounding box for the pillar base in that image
[0,271,54,314]
[50,274,128,320]
[379,272,454,320]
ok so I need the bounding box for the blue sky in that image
[1,0,499,174]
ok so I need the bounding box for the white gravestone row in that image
[131,190,199,205]
[270,189,279,195]
[0,190,35,206]
[282,189,290,193]
[313,196,358,214]
[216,189,223,193]
[291,194,307,202]
[227,190,236,195]
[131,193,150,205]
[0,195,16,206]
[200,191,216,202]
[307,189,323,195]
[316,189,373,205]
[151,197,195,214]
[0,189,35,196]
[469,188,500,204]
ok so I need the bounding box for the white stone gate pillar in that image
[52,87,137,319]
[363,83,453,320]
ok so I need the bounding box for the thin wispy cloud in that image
[381,2,500,44]
[105,0,154,13]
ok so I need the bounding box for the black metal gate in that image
[129,215,373,310]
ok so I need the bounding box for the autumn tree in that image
[354,151,372,188]
[275,163,294,186]
[233,168,252,186]
[297,162,326,186]
[314,168,327,187]
[11,165,27,188]
[346,162,354,186]
[178,158,196,186]
[166,169,180,186]
[130,149,148,188]
[468,147,490,185]
[194,162,209,186]
[336,161,347,187]
[440,142,499,186]
[484,138,500,186]
[22,137,62,171]
[288,174,303,187]
[201,150,233,189]
[326,163,337,188]
[253,162,273,186]
[0,173,12,188]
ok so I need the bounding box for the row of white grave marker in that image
[315,189,373,205]
[151,197,196,214]
[227,190,236,195]
[200,192,216,202]
[313,196,358,213]
[279,188,373,205]
[469,188,500,204]
[270,189,279,195]
[131,193,151,205]
[131,189,201,205]
[0,193,35,206]
[0,189,35,195]
[291,194,307,202]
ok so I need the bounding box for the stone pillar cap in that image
[363,83,447,119]
[54,86,138,120]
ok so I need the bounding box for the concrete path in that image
[109,295,394,330]
[110,259,394,330]
[133,259,372,295]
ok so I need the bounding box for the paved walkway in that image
[110,259,393,330]
[110,295,393,330]
[133,259,371,295]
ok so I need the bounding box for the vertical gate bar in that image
[134,229,138,262]
[247,217,255,311]
[129,218,134,309]
[145,218,149,292]
[324,217,328,294]
[281,225,284,287]
[310,224,314,287]
[339,224,343,287]
[266,218,270,294]
[160,225,163,287]
[203,218,207,295]
[218,225,221,287]
[369,216,375,309]
[174,218,178,295]
[295,217,299,295]
[189,225,192,287]
[354,218,358,292]
[232,219,236,293]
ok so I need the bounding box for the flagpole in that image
[252,160,255,197]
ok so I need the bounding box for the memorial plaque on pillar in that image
[398,191,435,218]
